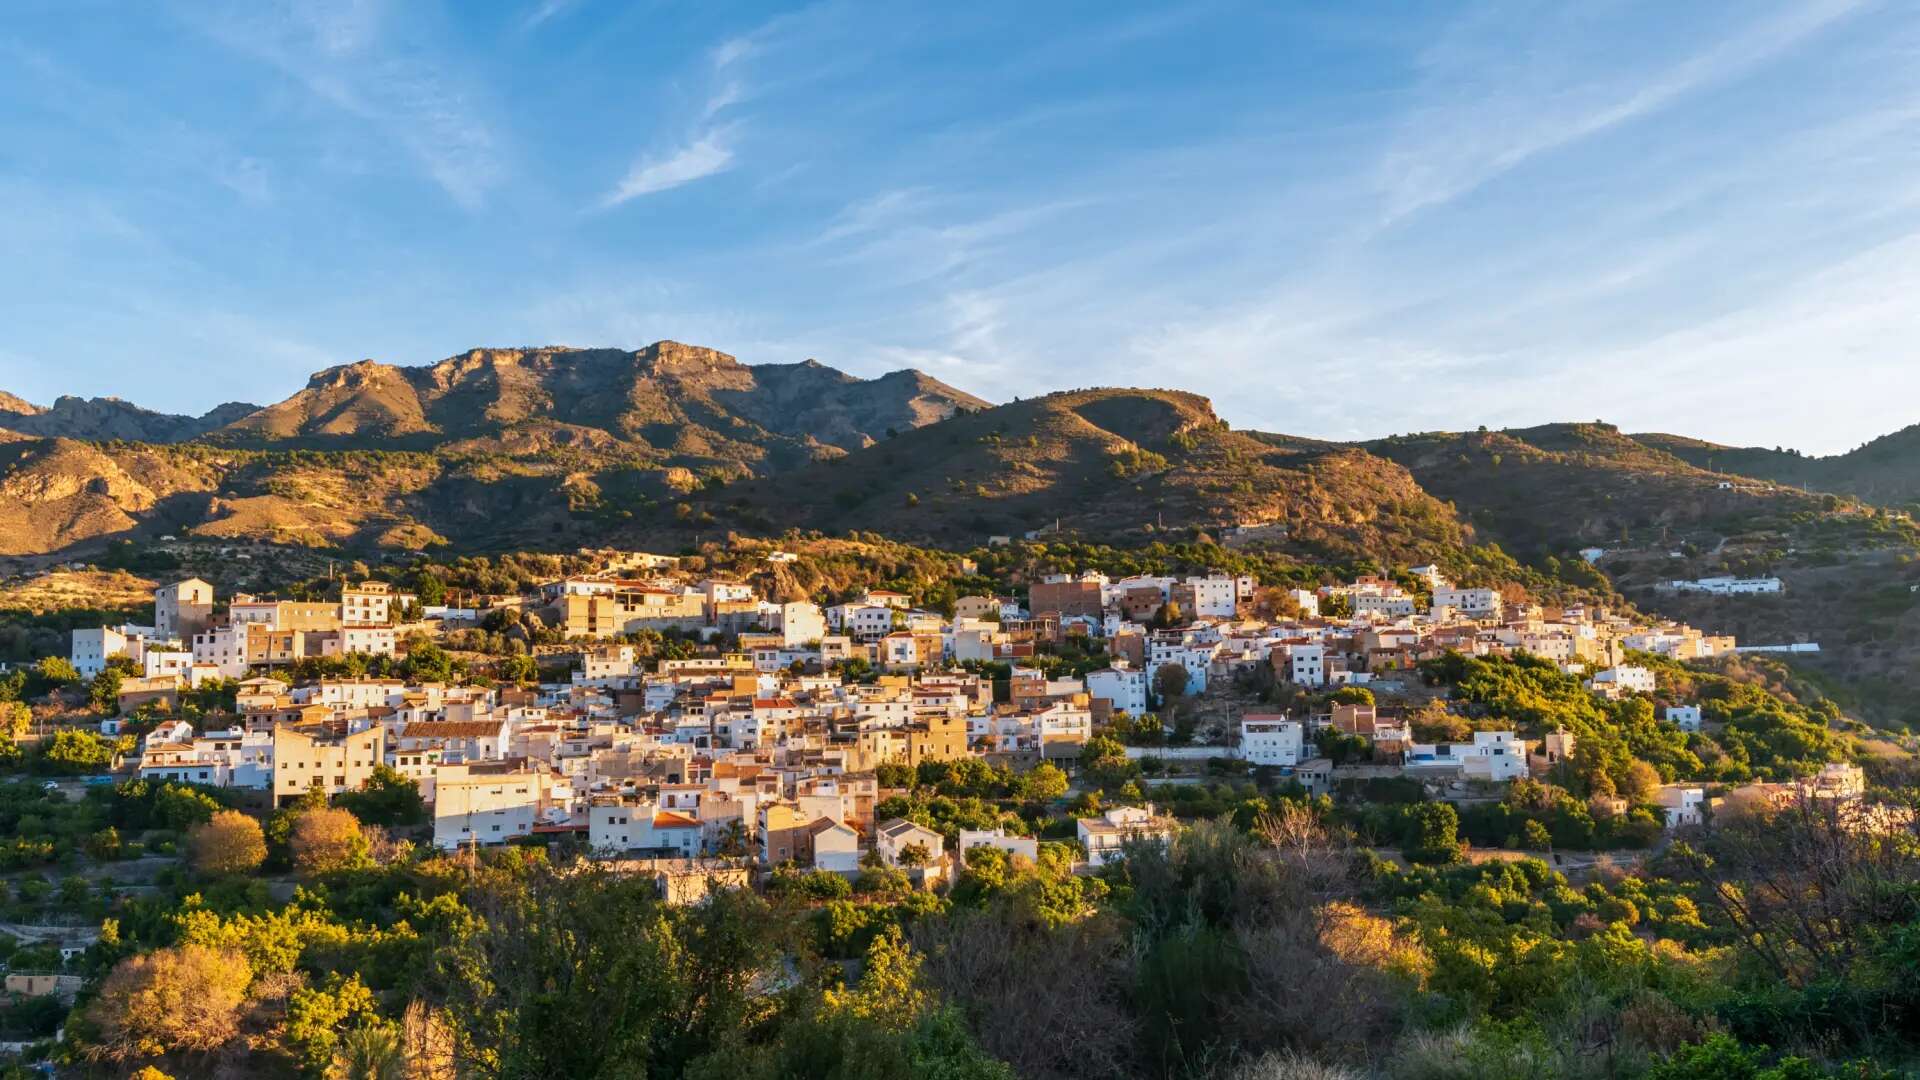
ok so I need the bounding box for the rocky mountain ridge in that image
[0,393,258,443]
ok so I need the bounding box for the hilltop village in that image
[0,536,1898,1077]
[40,547,1867,880]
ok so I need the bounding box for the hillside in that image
[0,438,226,554]
[660,388,1471,564]
[0,341,987,556]
[1634,427,1920,507]
[1369,422,1920,726]
[1365,422,1821,557]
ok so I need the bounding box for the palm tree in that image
[329,1020,405,1080]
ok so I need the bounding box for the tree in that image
[413,572,446,608]
[770,926,1014,1078]
[1620,759,1664,804]
[267,786,329,869]
[89,667,125,714]
[1154,600,1184,629]
[1402,801,1463,865]
[717,819,751,858]
[1019,762,1069,803]
[292,807,372,877]
[189,810,267,876]
[1153,663,1190,703]
[86,826,124,861]
[335,766,427,827]
[495,654,538,685]
[331,1019,406,1080]
[1521,819,1553,851]
[34,656,79,687]
[40,728,117,773]
[898,842,931,868]
[0,700,30,739]
[1080,736,1138,790]
[288,973,380,1074]
[437,863,786,1077]
[83,944,252,1061]
[1328,686,1374,707]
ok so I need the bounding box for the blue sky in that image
[2,1,1916,454]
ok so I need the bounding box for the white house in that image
[1666,706,1703,732]
[432,762,558,850]
[190,625,249,679]
[1278,641,1326,687]
[1147,638,1216,695]
[137,727,272,790]
[875,818,946,867]
[1589,664,1656,696]
[1085,666,1149,717]
[1656,785,1706,828]
[957,828,1039,866]
[809,818,862,873]
[1405,731,1527,781]
[1431,587,1503,618]
[143,648,194,680]
[775,602,827,647]
[1669,577,1783,595]
[1240,715,1305,767]
[1185,575,1239,618]
[1353,593,1416,617]
[589,800,703,858]
[70,627,128,679]
[1076,804,1178,867]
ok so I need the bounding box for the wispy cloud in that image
[600,135,735,207]
[1374,0,1868,226]
[595,30,753,209]
[522,0,578,31]
[176,0,503,210]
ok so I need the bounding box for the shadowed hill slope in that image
[664,388,1470,564]
[1634,426,1920,507]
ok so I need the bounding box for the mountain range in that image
[5,339,1920,723]
[0,391,259,444]
[2,339,1914,563]
[2,341,986,461]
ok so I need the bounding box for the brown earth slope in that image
[663,388,1470,564]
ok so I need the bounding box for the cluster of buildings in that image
[67,551,1784,879]
[72,578,418,709]
[1652,762,1895,832]
[1234,702,1535,789]
[120,659,1166,882]
[1021,566,1731,713]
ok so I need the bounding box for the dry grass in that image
[0,569,157,613]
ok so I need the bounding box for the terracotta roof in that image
[402,720,505,738]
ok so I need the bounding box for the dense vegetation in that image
[5,779,1909,1079]
[1423,652,1848,786]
